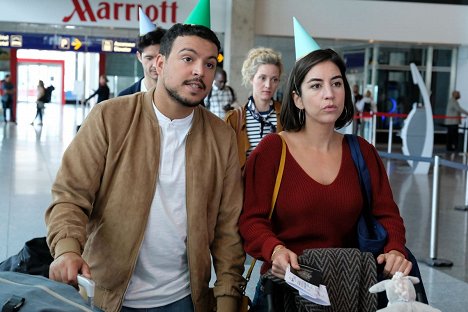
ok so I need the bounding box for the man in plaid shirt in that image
[204,68,236,119]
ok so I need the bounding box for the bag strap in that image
[269,135,286,218]
[243,134,286,289]
[345,134,372,213]
[228,85,236,103]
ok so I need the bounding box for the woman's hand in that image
[270,245,300,279]
[377,250,412,277]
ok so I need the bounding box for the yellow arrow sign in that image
[71,37,82,50]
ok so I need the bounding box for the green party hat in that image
[184,0,211,28]
[293,17,320,60]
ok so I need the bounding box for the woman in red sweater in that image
[239,49,412,309]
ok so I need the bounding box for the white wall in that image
[456,47,468,110]
[0,0,227,33]
[255,0,468,45]
[2,0,468,46]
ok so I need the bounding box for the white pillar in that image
[425,46,433,91]
[224,0,255,104]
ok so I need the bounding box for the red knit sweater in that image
[239,133,407,273]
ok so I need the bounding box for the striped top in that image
[245,97,278,156]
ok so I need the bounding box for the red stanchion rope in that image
[353,112,465,120]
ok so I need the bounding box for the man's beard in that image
[165,78,206,108]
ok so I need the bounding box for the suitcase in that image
[0,271,96,312]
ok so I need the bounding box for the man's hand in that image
[377,250,412,277]
[49,252,91,287]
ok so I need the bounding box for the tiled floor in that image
[2,102,468,311]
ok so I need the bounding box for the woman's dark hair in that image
[159,23,221,57]
[280,49,354,131]
[137,27,167,53]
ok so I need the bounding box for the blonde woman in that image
[224,47,284,169]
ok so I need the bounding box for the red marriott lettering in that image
[63,0,178,24]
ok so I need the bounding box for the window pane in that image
[433,49,452,67]
[431,71,451,131]
[375,69,422,129]
[378,47,425,66]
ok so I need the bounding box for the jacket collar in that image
[143,87,204,135]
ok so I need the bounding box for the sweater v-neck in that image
[284,139,346,187]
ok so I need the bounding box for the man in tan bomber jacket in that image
[45,23,246,312]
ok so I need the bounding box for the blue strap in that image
[345,134,372,213]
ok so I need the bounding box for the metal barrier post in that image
[387,116,393,154]
[372,114,377,146]
[424,155,453,267]
[455,170,468,211]
[463,117,468,154]
[430,155,439,260]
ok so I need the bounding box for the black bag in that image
[262,248,378,312]
[0,237,53,278]
[44,85,55,103]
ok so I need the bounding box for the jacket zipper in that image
[117,125,162,310]
[185,131,196,311]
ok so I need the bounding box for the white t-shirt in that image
[123,103,193,308]
[140,78,149,92]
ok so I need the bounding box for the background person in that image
[31,80,46,126]
[224,47,283,169]
[1,74,14,123]
[118,9,166,96]
[45,23,245,312]
[444,90,468,152]
[356,90,378,142]
[352,84,363,134]
[204,67,237,119]
[239,49,411,310]
[84,75,110,105]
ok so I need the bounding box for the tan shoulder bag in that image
[239,134,286,311]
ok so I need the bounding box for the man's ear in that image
[136,51,143,63]
[292,91,304,110]
[156,54,165,76]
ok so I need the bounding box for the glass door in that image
[17,61,63,104]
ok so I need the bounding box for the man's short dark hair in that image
[159,23,221,57]
[281,49,354,131]
[215,67,227,78]
[137,27,167,53]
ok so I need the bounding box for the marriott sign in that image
[0,0,225,32]
[63,0,178,24]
